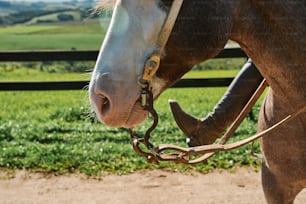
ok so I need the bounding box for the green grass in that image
[0,33,104,50]
[0,20,106,51]
[0,68,90,81]
[0,25,59,34]
[0,20,103,35]
[184,69,239,78]
[0,68,237,81]
[0,69,262,175]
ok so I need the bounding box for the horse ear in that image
[169,99,200,138]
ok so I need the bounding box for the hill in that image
[0,0,98,25]
[25,10,84,25]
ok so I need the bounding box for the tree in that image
[57,13,74,22]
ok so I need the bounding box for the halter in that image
[129,0,306,164]
[130,0,184,163]
[138,0,184,87]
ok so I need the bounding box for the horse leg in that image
[259,90,305,204]
[261,161,302,204]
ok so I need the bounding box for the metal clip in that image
[137,77,148,89]
[142,54,160,82]
[141,90,149,108]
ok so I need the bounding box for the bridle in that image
[130,0,185,163]
[138,0,184,86]
[129,0,306,164]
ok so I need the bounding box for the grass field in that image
[0,21,263,175]
[26,11,83,25]
[0,20,106,50]
[0,68,263,175]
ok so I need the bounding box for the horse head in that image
[89,1,306,202]
[89,0,234,127]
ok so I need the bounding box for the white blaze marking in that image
[90,1,172,127]
[110,5,129,35]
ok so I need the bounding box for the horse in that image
[89,1,306,203]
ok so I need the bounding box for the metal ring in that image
[137,77,149,89]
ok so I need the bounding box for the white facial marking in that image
[110,4,129,35]
[95,1,167,76]
[90,0,168,127]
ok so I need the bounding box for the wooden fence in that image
[0,48,247,91]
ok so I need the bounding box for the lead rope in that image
[130,78,268,164]
[129,85,160,164]
[129,0,184,164]
[130,86,306,164]
[129,0,306,164]
[184,79,268,163]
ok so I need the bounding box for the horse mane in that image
[97,0,116,10]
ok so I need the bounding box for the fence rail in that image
[0,48,246,91]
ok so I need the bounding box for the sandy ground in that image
[0,168,305,204]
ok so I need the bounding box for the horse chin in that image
[124,103,149,128]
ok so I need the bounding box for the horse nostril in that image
[98,94,111,117]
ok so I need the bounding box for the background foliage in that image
[0,69,263,176]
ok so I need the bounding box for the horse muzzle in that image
[89,72,148,128]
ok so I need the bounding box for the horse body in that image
[232,1,306,110]
[90,1,306,203]
[231,4,306,202]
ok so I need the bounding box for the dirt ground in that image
[0,168,305,204]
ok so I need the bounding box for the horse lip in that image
[124,99,148,128]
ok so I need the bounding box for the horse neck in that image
[230,0,306,111]
[231,1,305,54]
